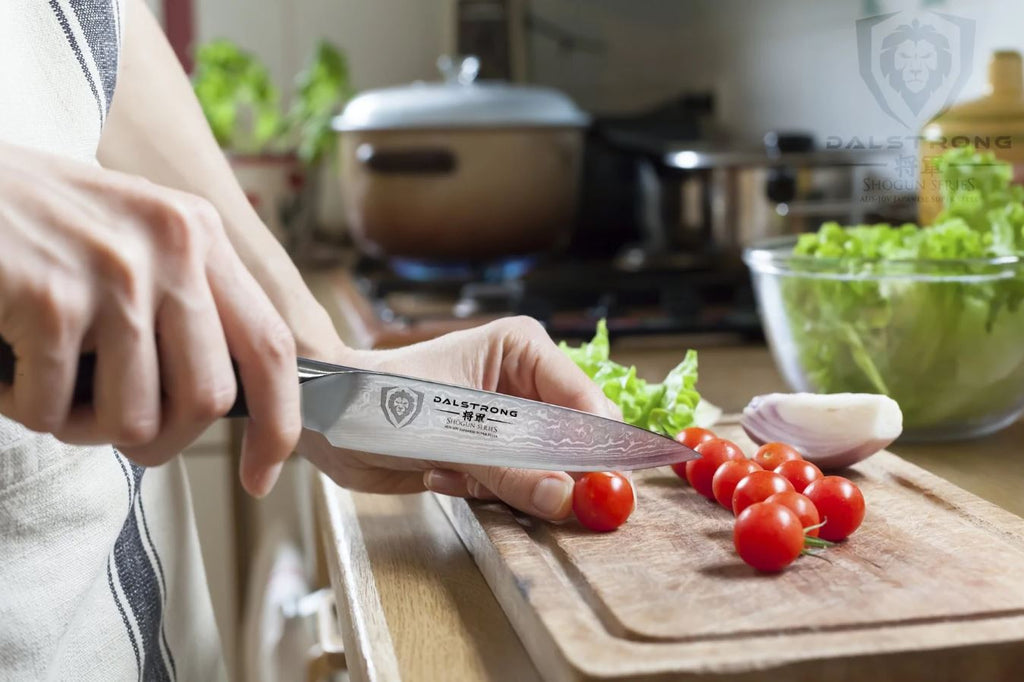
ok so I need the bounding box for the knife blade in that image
[0,339,699,471]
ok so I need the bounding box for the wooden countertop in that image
[304,270,1024,681]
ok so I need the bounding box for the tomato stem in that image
[803,536,835,549]
[801,548,834,563]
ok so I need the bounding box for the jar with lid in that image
[918,50,1024,225]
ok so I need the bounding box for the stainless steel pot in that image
[594,130,915,265]
[332,56,590,262]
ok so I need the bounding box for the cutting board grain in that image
[435,422,1024,682]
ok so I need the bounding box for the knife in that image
[0,338,699,472]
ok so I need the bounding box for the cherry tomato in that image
[773,459,823,494]
[732,470,794,516]
[572,472,635,532]
[711,459,762,509]
[733,502,805,572]
[685,438,745,499]
[670,427,717,481]
[803,476,865,541]
[752,442,803,470]
[765,491,821,537]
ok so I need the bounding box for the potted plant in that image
[191,38,354,249]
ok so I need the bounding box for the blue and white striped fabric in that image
[0,3,228,680]
[0,0,121,162]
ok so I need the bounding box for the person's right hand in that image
[0,141,300,496]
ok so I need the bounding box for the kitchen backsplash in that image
[154,0,1024,146]
[527,0,1024,145]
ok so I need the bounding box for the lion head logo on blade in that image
[380,386,424,429]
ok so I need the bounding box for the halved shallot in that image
[741,392,903,470]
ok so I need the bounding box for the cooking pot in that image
[332,56,590,262]
[585,128,914,265]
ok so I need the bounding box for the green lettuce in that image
[559,320,701,437]
[781,146,1024,431]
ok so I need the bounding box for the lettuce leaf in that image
[782,146,1024,431]
[559,320,701,437]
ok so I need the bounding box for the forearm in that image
[97,0,344,360]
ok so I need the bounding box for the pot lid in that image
[332,55,590,131]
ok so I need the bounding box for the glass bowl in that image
[743,236,1024,442]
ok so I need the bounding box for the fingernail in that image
[468,478,485,498]
[424,469,466,497]
[531,477,573,517]
[256,461,284,497]
[604,397,622,420]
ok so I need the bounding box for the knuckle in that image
[161,197,220,256]
[256,319,297,366]
[93,240,142,300]
[26,282,86,340]
[159,206,198,258]
[150,195,220,262]
[187,378,237,422]
[487,467,519,497]
[187,195,223,231]
[506,315,547,338]
[107,412,160,446]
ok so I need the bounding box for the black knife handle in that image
[0,336,346,421]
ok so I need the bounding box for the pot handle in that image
[356,144,457,175]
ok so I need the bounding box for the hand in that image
[299,317,622,521]
[0,142,300,496]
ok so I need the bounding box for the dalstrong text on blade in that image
[433,394,520,418]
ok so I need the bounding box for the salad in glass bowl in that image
[745,147,1024,441]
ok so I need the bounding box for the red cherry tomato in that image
[572,472,635,532]
[711,459,763,509]
[752,442,803,470]
[685,438,745,499]
[803,476,865,541]
[773,459,823,494]
[733,502,805,572]
[765,491,821,537]
[670,427,717,481]
[732,470,794,516]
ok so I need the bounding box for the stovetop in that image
[351,253,764,342]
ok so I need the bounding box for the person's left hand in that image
[298,317,622,521]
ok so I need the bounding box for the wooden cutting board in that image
[435,422,1024,682]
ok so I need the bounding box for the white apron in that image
[0,3,227,680]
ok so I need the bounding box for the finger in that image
[0,324,83,434]
[466,477,498,500]
[58,305,162,447]
[207,235,300,497]
[497,318,617,418]
[119,282,236,465]
[456,464,574,520]
[423,469,498,500]
[423,469,471,497]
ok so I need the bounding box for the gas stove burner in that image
[387,255,538,283]
[350,253,765,344]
